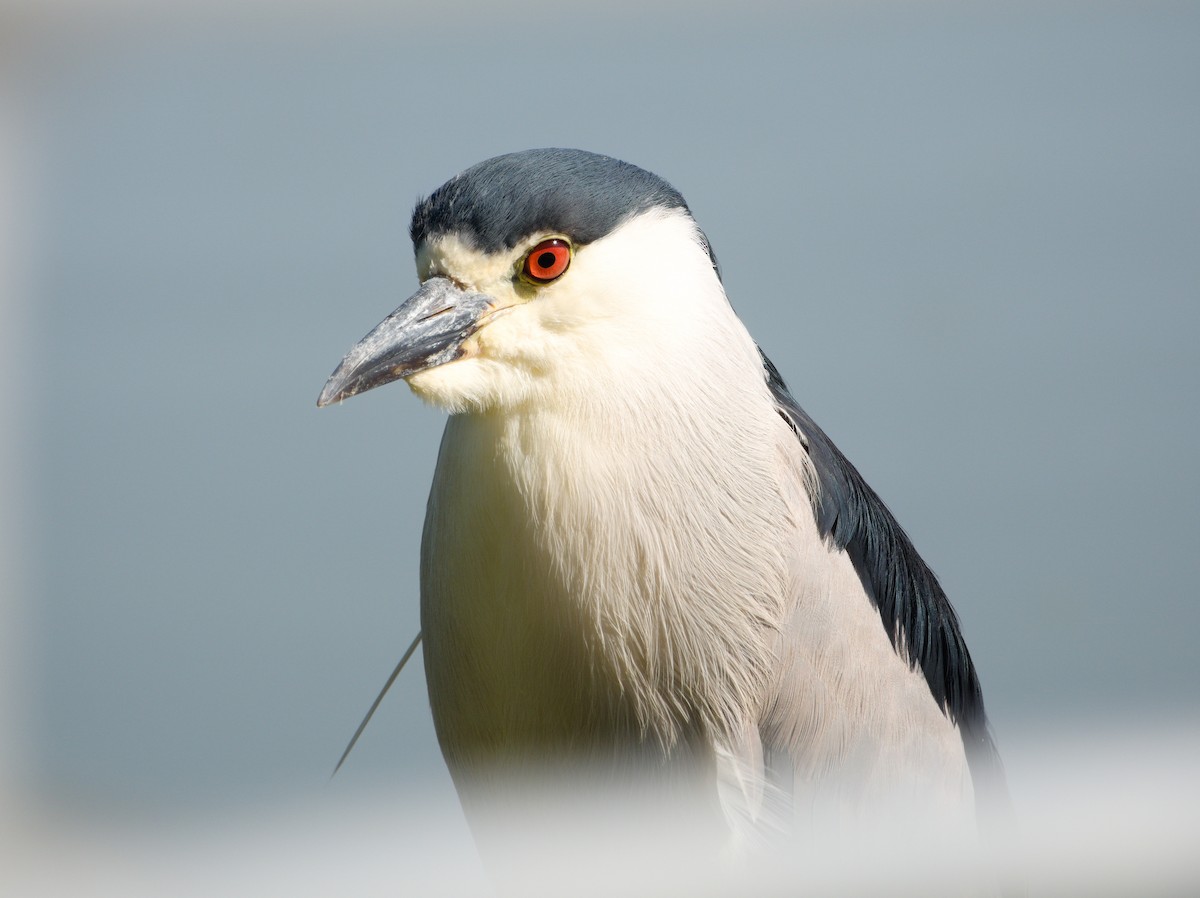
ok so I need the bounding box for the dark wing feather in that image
[760,350,999,773]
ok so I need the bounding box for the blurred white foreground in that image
[4,719,1198,897]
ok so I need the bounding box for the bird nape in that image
[319,148,1013,892]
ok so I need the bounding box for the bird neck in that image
[431,364,798,750]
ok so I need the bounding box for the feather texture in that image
[321,149,1008,857]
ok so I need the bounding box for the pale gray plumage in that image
[319,149,1006,859]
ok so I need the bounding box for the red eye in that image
[522,238,571,283]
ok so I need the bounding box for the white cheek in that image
[407,360,485,413]
[478,304,557,363]
[405,352,533,414]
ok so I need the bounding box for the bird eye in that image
[522,238,571,284]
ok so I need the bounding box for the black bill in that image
[317,277,495,407]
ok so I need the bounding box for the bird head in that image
[317,149,725,414]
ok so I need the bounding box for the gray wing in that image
[757,349,1009,812]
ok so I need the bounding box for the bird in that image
[318,148,1007,878]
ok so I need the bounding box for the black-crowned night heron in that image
[318,149,1006,867]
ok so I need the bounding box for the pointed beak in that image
[317,277,495,407]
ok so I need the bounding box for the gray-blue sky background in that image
[6,0,1197,853]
